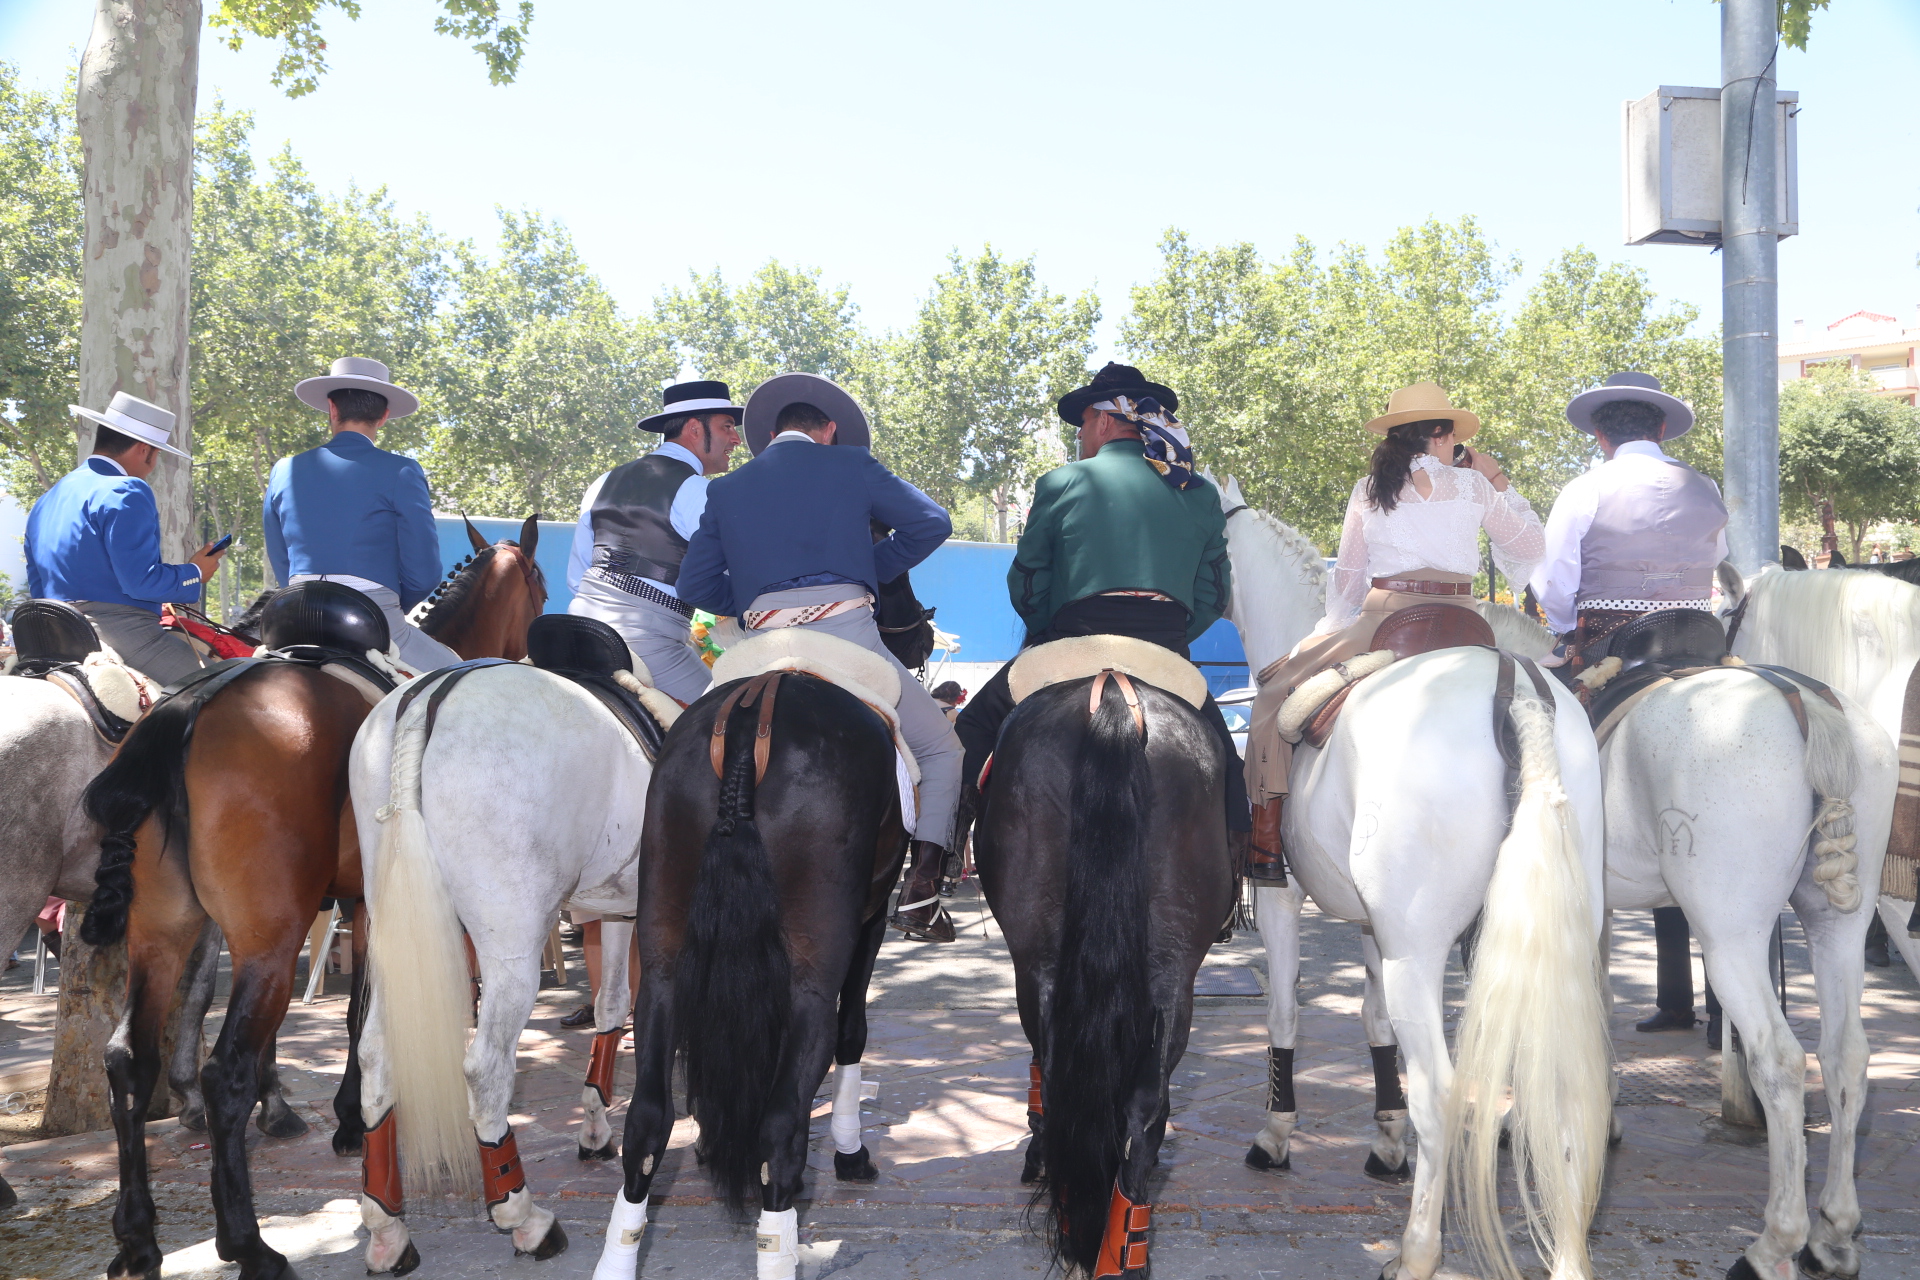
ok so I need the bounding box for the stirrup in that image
[889,900,955,942]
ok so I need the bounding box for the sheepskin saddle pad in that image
[1276,603,1498,749]
[1006,634,1209,710]
[711,627,919,785]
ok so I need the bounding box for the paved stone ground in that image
[3,887,1918,1279]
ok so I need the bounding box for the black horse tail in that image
[1042,677,1156,1274]
[673,686,793,1213]
[79,691,202,945]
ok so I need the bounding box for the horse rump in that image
[673,682,794,1213]
[1038,677,1156,1275]
[79,690,201,945]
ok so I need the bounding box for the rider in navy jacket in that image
[675,442,950,617]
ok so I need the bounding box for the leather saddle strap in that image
[43,667,133,744]
[1751,663,1843,712]
[1491,652,1518,771]
[393,658,516,742]
[709,670,784,784]
[1742,665,1812,739]
[1088,669,1146,737]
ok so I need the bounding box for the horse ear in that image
[1226,475,1245,505]
[518,514,541,561]
[463,515,489,553]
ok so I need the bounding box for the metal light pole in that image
[1720,0,1781,574]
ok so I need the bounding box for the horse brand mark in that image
[1657,808,1698,858]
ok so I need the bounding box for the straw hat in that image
[1363,381,1480,440]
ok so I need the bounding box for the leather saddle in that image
[258,580,391,656]
[1583,607,1729,729]
[1302,604,1497,747]
[525,614,667,762]
[6,599,136,742]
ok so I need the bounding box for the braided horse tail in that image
[1800,689,1864,911]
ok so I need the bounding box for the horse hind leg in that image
[829,909,888,1183]
[580,919,635,1162]
[332,906,370,1158]
[595,987,676,1280]
[1792,879,1875,1280]
[755,992,838,1280]
[1360,928,1412,1182]
[1087,1015,1167,1278]
[356,981,419,1276]
[1246,880,1303,1174]
[202,946,304,1279]
[168,919,223,1133]
[470,946,566,1260]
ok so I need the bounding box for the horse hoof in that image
[381,1241,421,1276]
[1244,1142,1290,1173]
[517,1219,568,1261]
[106,1249,163,1280]
[1020,1151,1045,1185]
[238,1250,295,1280]
[1726,1256,1761,1280]
[1363,1151,1411,1183]
[1797,1244,1857,1279]
[176,1105,208,1133]
[834,1145,878,1182]
[577,1139,618,1161]
[257,1106,310,1140]
[332,1127,365,1158]
[0,1174,16,1211]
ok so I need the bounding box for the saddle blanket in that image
[711,628,921,834]
[2,645,162,740]
[1005,634,1209,709]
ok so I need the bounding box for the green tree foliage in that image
[1123,220,1721,548]
[1779,363,1920,561]
[422,212,676,522]
[882,247,1099,536]
[190,104,450,599]
[209,0,534,98]
[0,64,83,497]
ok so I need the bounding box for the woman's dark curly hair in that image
[1365,417,1459,515]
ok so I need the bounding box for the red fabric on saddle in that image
[1368,602,1495,660]
[160,606,257,660]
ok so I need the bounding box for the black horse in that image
[976,671,1233,1277]
[593,670,906,1279]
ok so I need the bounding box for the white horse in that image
[346,659,661,1273]
[1217,487,1612,1280]
[1727,564,1920,974]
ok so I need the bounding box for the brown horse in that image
[77,516,545,1280]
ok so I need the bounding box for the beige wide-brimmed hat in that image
[69,392,190,458]
[1363,381,1480,440]
[294,356,419,419]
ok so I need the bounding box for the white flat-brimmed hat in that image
[1363,381,1481,440]
[69,392,190,458]
[294,356,419,419]
[1565,371,1695,438]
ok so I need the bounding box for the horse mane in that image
[1472,601,1555,659]
[228,590,277,643]
[1243,507,1327,590]
[414,544,546,639]
[1741,564,1920,698]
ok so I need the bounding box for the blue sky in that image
[4,0,1917,352]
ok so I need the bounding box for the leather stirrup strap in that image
[709,670,784,784]
[1744,665,1813,739]
[1089,668,1146,737]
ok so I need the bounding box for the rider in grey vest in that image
[1530,371,1727,674]
[565,381,743,704]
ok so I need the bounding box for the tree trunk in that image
[46,0,202,1134]
[75,0,201,561]
[994,485,1008,543]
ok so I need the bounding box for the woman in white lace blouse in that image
[1243,382,1544,879]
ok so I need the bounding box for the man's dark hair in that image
[656,412,694,441]
[329,387,390,425]
[90,425,144,457]
[1591,398,1665,443]
[775,401,831,435]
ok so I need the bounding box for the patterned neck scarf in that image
[1094,395,1196,491]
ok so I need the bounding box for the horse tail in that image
[1447,684,1610,1280]
[674,685,792,1213]
[1040,678,1156,1276]
[80,692,201,945]
[1800,691,1863,912]
[364,694,480,1197]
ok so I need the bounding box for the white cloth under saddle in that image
[1006,634,1210,709]
[2,645,165,724]
[711,628,920,832]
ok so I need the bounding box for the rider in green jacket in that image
[956,363,1248,849]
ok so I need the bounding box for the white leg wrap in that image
[361,1193,413,1274]
[592,1191,649,1280]
[755,1207,799,1280]
[831,1062,864,1154]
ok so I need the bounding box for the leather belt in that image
[1370,578,1472,597]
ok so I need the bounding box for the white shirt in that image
[566,441,713,598]
[1319,454,1544,633]
[89,453,128,476]
[1528,439,1730,634]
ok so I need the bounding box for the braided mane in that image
[416,547,529,638]
[1245,507,1327,589]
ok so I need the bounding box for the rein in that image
[710,671,784,785]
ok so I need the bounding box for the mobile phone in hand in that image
[1452,443,1471,466]
[208,532,234,554]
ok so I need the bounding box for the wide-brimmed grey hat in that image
[69,392,190,458]
[742,373,871,455]
[1566,371,1695,439]
[295,356,419,419]
[637,379,745,433]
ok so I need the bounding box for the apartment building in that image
[1779,308,1920,405]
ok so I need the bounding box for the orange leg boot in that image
[1093,1183,1152,1277]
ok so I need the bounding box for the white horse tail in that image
[1800,690,1863,912]
[1447,686,1611,1280]
[366,696,480,1197]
